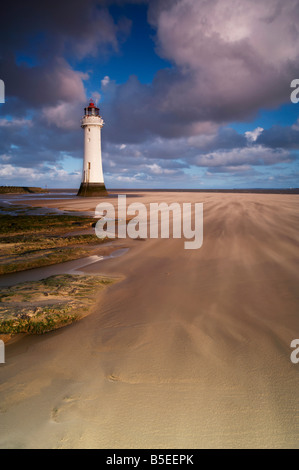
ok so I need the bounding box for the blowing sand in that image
[0,191,298,448]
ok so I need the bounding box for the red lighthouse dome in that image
[84,99,100,116]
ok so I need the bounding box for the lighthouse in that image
[77,100,108,197]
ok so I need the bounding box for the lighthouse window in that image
[88,128,90,132]
[88,162,91,169]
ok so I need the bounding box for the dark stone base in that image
[77,182,108,197]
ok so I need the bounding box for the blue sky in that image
[0,0,299,189]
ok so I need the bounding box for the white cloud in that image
[91,91,101,104]
[0,154,11,162]
[101,75,110,87]
[50,58,88,103]
[42,101,85,129]
[153,0,299,70]
[245,127,264,143]
[146,163,177,175]
[115,175,139,182]
[194,145,290,167]
[0,163,81,183]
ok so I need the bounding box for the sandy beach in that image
[0,191,298,448]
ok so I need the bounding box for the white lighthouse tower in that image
[77,99,108,197]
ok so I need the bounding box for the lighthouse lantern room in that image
[77,100,108,197]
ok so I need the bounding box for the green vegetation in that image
[0,214,110,274]
[0,274,114,336]
[0,214,96,236]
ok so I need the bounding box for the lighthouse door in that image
[88,162,91,182]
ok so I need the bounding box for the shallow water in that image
[0,201,95,217]
[0,248,129,287]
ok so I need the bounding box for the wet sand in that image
[0,191,298,448]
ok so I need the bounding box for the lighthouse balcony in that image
[81,115,104,127]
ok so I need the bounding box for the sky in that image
[1,0,299,189]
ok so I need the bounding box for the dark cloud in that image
[1,0,299,188]
[0,0,128,60]
[0,0,130,112]
[101,0,299,143]
[0,0,131,180]
[0,117,82,168]
[256,123,299,149]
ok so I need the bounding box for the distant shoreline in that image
[109,188,299,194]
[2,187,298,195]
[0,186,48,194]
[45,187,299,195]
